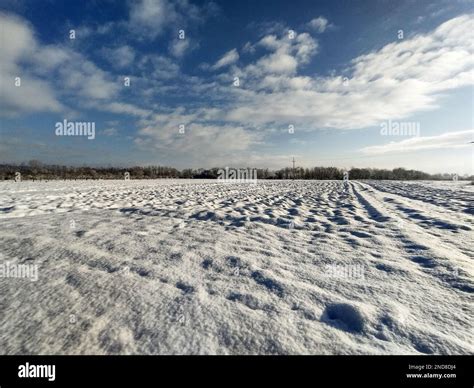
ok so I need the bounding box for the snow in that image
[0,179,472,354]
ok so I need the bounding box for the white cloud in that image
[169,38,199,58]
[98,102,152,118]
[224,15,474,130]
[212,48,239,70]
[257,75,313,92]
[135,106,258,147]
[242,41,256,54]
[136,15,474,160]
[135,118,260,164]
[0,13,148,118]
[129,0,175,38]
[307,16,330,33]
[0,13,63,116]
[0,75,63,117]
[57,53,119,100]
[138,54,180,80]
[360,130,474,155]
[3,8,472,169]
[0,13,35,68]
[128,0,213,40]
[241,32,318,77]
[246,20,287,37]
[102,127,118,136]
[102,45,135,69]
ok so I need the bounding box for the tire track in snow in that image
[351,181,473,294]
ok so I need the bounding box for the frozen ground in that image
[0,179,472,355]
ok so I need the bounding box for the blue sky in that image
[0,0,473,174]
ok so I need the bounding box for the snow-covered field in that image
[0,179,472,355]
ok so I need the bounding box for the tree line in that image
[0,161,471,181]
